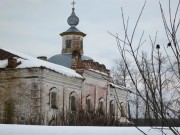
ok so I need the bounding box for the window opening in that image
[99,98,104,114]
[86,98,92,112]
[66,40,71,48]
[71,96,77,112]
[51,92,57,109]
[110,101,115,115]
[121,104,125,117]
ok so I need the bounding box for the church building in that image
[0,2,129,125]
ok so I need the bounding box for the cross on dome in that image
[67,1,79,27]
[71,1,76,9]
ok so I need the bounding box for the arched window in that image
[71,96,76,111]
[70,92,78,112]
[86,96,92,113]
[49,87,58,109]
[120,103,125,117]
[51,92,56,107]
[66,40,71,48]
[80,40,83,49]
[109,100,115,115]
[99,98,105,114]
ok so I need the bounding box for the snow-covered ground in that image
[0,124,178,135]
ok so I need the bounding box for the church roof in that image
[66,26,80,32]
[0,48,83,79]
[110,83,126,90]
[60,26,86,37]
[48,53,93,68]
[0,49,26,60]
[109,82,129,92]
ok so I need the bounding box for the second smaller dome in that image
[67,8,79,27]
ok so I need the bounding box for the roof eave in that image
[60,32,86,37]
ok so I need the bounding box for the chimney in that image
[37,56,47,61]
[7,58,18,68]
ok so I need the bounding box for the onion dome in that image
[67,7,79,27]
[60,1,86,37]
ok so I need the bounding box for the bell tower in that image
[60,1,86,68]
[60,1,86,56]
[49,1,109,75]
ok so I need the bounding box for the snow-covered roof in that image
[110,82,127,90]
[89,69,109,76]
[0,48,83,79]
[0,124,176,135]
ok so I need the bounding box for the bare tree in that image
[110,0,180,134]
[111,59,130,87]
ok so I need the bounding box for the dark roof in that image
[48,53,93,68]
[60,26,86,37]
[0,49,25,60]
[66,26,80,32]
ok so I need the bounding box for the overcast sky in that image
[0,0,179,69]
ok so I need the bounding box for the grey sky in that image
[0,0,179,69]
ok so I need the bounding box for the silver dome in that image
[67,8,79,27]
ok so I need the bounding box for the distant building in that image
[0,2,129,125]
